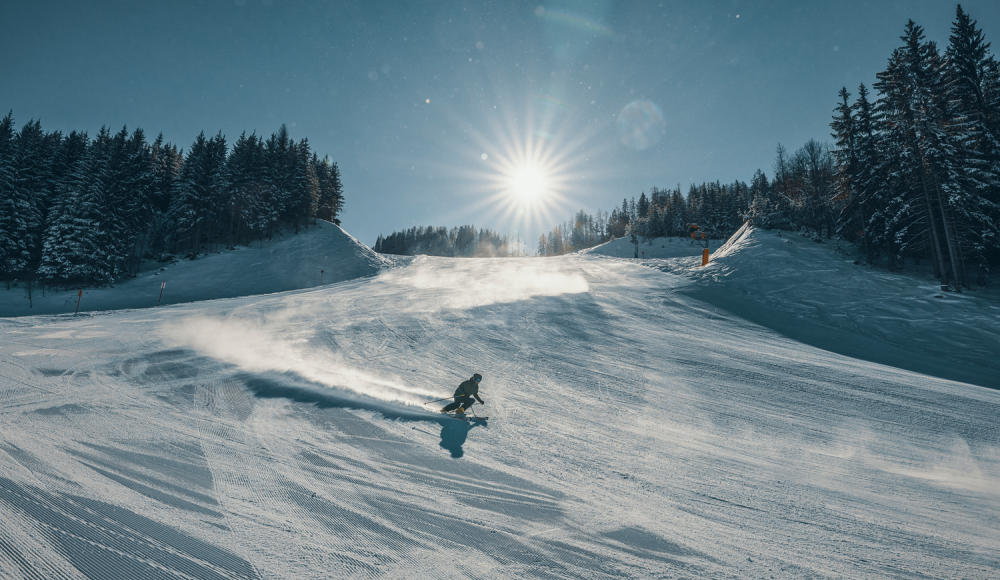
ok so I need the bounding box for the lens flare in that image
[617,100,666,150]
[536,9,614,37]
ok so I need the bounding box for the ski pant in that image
[442,395,476,412]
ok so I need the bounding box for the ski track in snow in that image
[0,249,998,578]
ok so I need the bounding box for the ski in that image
[441,413,488,422]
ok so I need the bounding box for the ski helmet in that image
[473,373,482,382]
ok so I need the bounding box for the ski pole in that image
[422,397,452,405]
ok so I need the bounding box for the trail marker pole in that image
[320,269,324,285]
[158,281,166,306]
[75,290,82,315]
[702,248,710,266]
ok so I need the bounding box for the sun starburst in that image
[410,80,619,253]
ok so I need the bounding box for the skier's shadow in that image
[439,420,485,459]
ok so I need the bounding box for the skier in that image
[440,373,485,415]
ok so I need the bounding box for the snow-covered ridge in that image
[709,220,755,259]
[592,225,1000,389]
[0,221,392,317]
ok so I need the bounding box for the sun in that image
[507,163,550,202]
[448,92,616,251]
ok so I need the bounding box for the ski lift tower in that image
[688,224,710,266]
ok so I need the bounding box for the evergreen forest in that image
[0,118,343,294]
[374,225,520,257]
[542,6,1000,291]
[537,182,751,257]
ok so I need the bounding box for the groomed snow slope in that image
[0,221,391,317]
[584,226,1000,389]
[0,244,998,578]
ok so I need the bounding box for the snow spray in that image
[382,258,589,311]
[163,315,437,406]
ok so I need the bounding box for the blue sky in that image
[3,1,997,249]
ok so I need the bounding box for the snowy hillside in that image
[0,221,392,317]
[1,236,998,578]
[584,226,1000,389]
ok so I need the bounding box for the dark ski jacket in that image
[454,378,484,403]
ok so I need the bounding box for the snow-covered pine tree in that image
[668,187,686,236]
[121,128,155,276]
[313,154,342,225]
[324,155,344,225]
[49,131,88,196]
[147,133,181,256]
[150,134,178,214]
[745,170,772,228]
[0,111,22,287]
[169,132,228,258]
[168,133,205,256]
[11,119,55,293]
[225,132,252,247]
[455,224,475,256]
[876,22,969,286]
[0,114,50,286]
[944,5,1000,281]
[686,183,702,232]
[226,131,276,247]
[38,131,89,285]
[570,210,588,248]
[82,127,117,284]
[945,5,1000,194]
[38,127,116,285]
[832,86,868,260]
[263,125,293,237]
[721,181,743,236]
[901,27,975,288]
[102,127,132,278]
[731,180,751,232]
[854,83,895,266]
[96,127,155,278]
[203,133,229,253]
[284,138,318,234]
[704,182,722,237]
[637,191,649,220]
[644,187,663,238]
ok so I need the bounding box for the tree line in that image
[0,115,344,295]
[374,225,522,257]
[541,5,1000,291]
[537,182,752,256]
[824,6,999,289]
